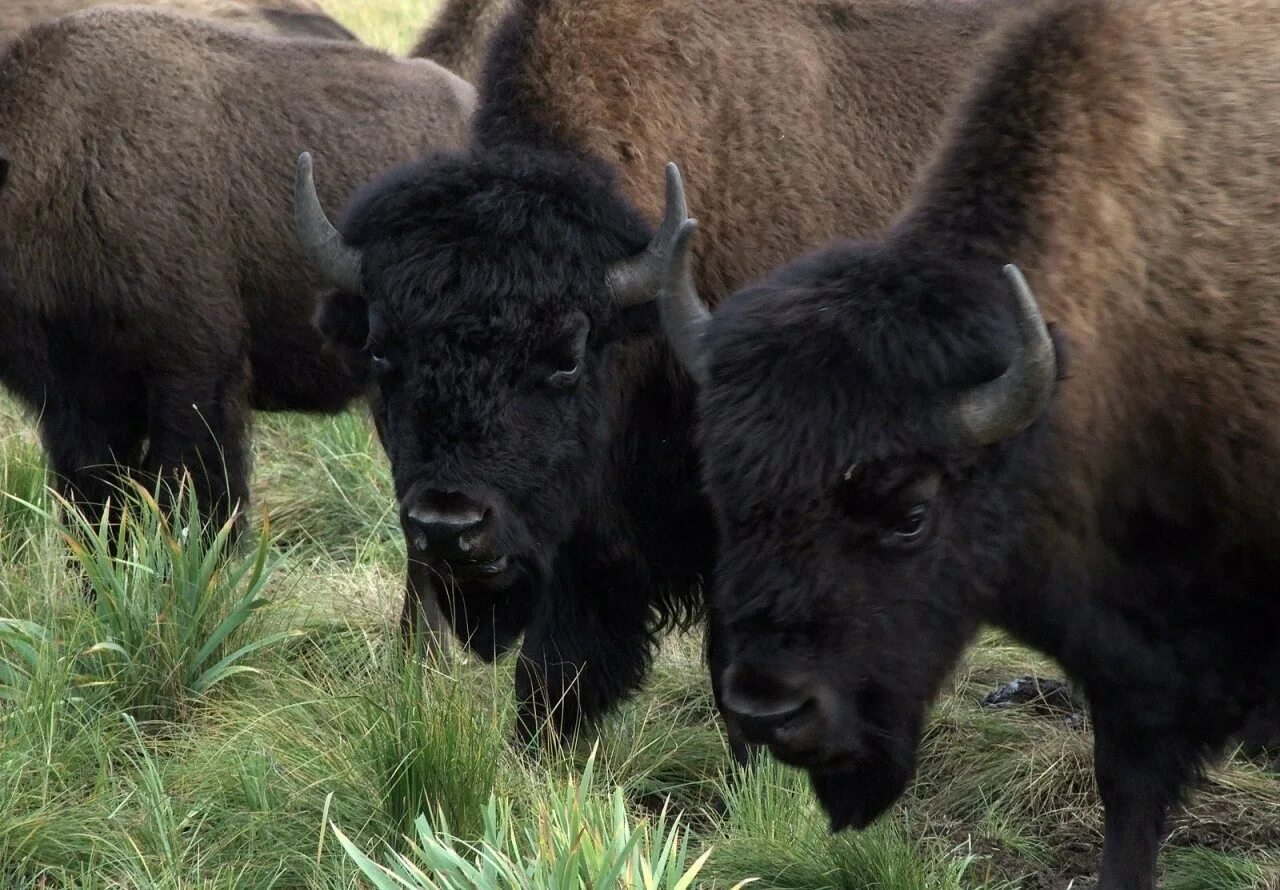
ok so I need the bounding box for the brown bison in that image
[0,0,357,43]
[295,0,1015,748]
[655,0,1280,886]
[410,0,509,85]
[0,6,472,577]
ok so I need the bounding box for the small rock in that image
[981,675,1087,729]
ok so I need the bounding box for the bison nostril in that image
[457,524,491,556]
[404,491,495,561]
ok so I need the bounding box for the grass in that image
[4,412,1280,889]
[2,2,1280,887]
[315,0,438,52]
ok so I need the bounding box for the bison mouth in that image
[806,751,915,832]
[432,558,540,660]
[443,553,513,583]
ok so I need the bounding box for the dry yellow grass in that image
[317,0,440,53]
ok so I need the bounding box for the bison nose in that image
[720,661,826,753]
[404,490,497,564]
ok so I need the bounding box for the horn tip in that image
[665,161,685,192]
[295,152,315,189]
[1002,263,1027,285]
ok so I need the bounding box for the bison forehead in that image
[698,362,935,521]
[343,147,652,314]
[709,245,1019,397]
[698,250,1024,507]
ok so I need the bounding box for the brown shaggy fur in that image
[902,1,1280,882]
[498,0,1015,305]
[0,6,471,591]
[0,0,357,43]
[411,0,510,84]
[901,0,1280,562]
[689,0,1280,885]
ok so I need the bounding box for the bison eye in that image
[366,345,397,381]
[545,362,582,390]
[883,504,930,548]
[538,311,590,392]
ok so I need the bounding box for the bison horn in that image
[658,216,711,386]
[608,162,690,308]
[294,151,363,295]
[950,264,1057,446]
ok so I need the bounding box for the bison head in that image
[655,196,1062,829]
[294,150,688,659]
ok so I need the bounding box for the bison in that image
[0,0,357,43]
[654,0,1280,886]
[294,0,1012,747]
[0,6,473,580]
[410,0,509,85]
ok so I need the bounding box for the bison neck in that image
[933,0,1280,749]
[577,336,712,615]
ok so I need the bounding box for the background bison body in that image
[410,0,508,84]
[0,8,472,542]
[0,0,358,43]
[670,1,1280,887]
[304,0,1012,745]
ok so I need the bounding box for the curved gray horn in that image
[950,264,1057,446]
[294,151,363,295]
[658,217,711,386]
[608,162,690,307]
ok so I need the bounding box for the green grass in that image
[2,2,1280,887]
[5,404,1280,889]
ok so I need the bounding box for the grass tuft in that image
[708,758,987,890]
[11,478,299,724]
[335,747,755,889]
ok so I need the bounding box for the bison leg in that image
[1092,708,1199,890]
[38,389,147,534]
[33,387,146,598]
[143,364,251,534]
[513,566,653,749]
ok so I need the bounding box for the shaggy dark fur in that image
[0,0,357,44]
[0,8,472,545]
[316,0,1012,745]
[687,1,1280,888]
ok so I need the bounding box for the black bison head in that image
[294,150,688,659]
[657,204,1063,829]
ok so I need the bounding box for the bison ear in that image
[0,158,10,192]
[315,289,370,352]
